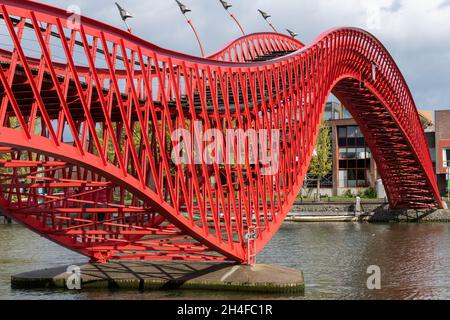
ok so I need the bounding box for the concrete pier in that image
[11,261,304,294]
[1,215,12,224]
[288,200,450,222]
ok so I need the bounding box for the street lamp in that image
[257,9,278,33]
[115,2,133,33]
[175,0,205,57]
[218,0,246,36]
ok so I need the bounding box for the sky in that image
[35,0,450,110]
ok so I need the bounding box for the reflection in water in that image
[359,224,446,299]
[1,222,450,300]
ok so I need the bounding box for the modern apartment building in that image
[304,102,442,198]
[434,110,450,195]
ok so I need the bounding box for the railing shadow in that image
[73,261,235,290]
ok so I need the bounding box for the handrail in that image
[0,0,442,264]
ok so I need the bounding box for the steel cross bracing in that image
[0,0,442,263]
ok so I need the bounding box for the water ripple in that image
[1,222,450,299]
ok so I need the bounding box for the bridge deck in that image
[0,50,295,121]
[0,47,439,210]
[0,0,441,264]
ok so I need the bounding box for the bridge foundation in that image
[11,261,304,294]
[1,215,11,224]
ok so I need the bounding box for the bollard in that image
[355,196,362,217]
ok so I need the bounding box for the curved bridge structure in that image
[0,0,442,263]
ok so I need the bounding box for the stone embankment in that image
[287,200,450,222]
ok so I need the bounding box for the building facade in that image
[324,102,377,196]
[435,110,450,195]
[304,102,444,198]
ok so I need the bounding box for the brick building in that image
[434,110,450,195]
[303,102,441,198]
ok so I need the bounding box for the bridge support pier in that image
[1,215,11,224]
[11,261,304,294]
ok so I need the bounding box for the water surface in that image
[1,222,449,300]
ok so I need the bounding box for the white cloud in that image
[25,0,450,108]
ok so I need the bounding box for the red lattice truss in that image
[0,0,442,263]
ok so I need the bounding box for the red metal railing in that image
[0,0,442,264]
[207,32,304,62]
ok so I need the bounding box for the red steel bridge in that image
[0,0,443,264]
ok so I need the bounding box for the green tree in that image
[309,120,332,202]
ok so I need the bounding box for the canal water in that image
[1,222,450,300]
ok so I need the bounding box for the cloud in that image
[27,0,450,109]
[382,0,402,13]
[438,0,450,9]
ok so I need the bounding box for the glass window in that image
[357,148,368,159]
[339,170,347,188]
[347,126,357,138]
[324,102,340,121]
[324,103,332,121]
[357,169,366,180]
[356,159,366,168]
[444,148,450,167]
[337,126,372,188]
[347,168,358,187]
[355,127,364,138]
[342,107,352,119]
[356,137,365,147]
[346,148,357,159]
[338,127,347,138]
[348,180,357,188]
[338,138,348,147]
[366,169,372,186]
[346,139,357,147]
[347,169,356,180]
[429,148,436,163]
[333,109,340,121]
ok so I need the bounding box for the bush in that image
[343,189,353,198]
[362,187,377,199]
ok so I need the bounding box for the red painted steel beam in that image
[0,0,442,265]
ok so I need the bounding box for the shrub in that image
[362,187,377,199]
[343,189,353,198]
